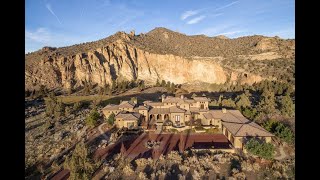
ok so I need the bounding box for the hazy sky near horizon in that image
[26,0,294,53]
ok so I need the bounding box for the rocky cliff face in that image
[25,28,295,91]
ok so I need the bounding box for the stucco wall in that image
[171,112,185,126]
[119,107,134,112]
[201,118,211,125]
[102,109,120,118]
[115,118,138,129]
[184,114,191,122]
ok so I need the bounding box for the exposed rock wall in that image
[25,39,261,90]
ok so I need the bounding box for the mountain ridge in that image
[25,27,295,91]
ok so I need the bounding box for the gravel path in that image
[98,123,109,139]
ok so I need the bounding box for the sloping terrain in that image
[25,27,294,91]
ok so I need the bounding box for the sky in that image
[25,0,295,53]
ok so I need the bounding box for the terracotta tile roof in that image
[115,112,141,121]
[190,107,200,113]
[144,101,164,106]
[138,106,149,110]
[203,113,214,119]
[103,104,119,110]
[118,101,136,108]
[199,109,209,112]
[193,97,210,102]
[143,100,152,104]
[149,108,170,114]
[184,99,196,103]
[163,97,184,103]
[209,109,274,137]
[169,106,186,113]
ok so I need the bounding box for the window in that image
[175,115,180,122]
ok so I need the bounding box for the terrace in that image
[101,132,235,160]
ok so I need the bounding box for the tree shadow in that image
[165,163,183,180]
[229,158,241,175]
[25,122,45,132]
[143,164,154,179]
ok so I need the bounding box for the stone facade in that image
[102,95,274,150]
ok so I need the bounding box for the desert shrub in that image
[241,107,258,120]
[64,106,73,117]
[235,93,251,109]
[245,138,275,159]
[195,126,205,131]
[54,101,65,118]
[209,100,219,107]
[205,128,220,134]
[73,102,83,112]
[263,120,294,144]
[221,98,236,108]
[279,95,295,117]
[45,92,65,118]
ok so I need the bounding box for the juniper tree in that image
[279,95,295,117]
[107,113,115,126]
[161,80,166,87]
[156,79,160,86]
[63,141,97,180]
[235,93,251,109]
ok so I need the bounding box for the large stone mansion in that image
[102,94,274,150]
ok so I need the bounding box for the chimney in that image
[222,108,227,113]
[180,95,184,99]
[161,94,166,102]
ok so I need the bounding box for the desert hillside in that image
[25,27,295,91]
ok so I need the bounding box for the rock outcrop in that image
[25,28,295,91]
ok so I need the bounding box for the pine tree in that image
[161,80,166,87]
[170,82,175,93]
[166,81,171,88]
[156,79,160,86]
